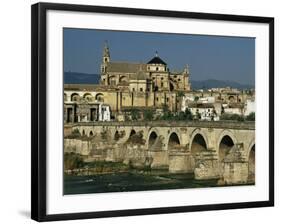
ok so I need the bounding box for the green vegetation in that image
[130,108,141,120]
[143,109,154,121]
[66,128,81,139]
[246,112,255,121]
[64,152,84,170]
[220,113,245,121]
[159,108,193,121]
[177,91,185,97]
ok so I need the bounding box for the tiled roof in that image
[147,56,167,65]
[107,62,146,73]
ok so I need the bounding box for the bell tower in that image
[100,41,110,85]
[102,41,110,63]
[101,41,110,73]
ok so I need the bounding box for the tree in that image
[184,108,193,120]
[64,152,84,170]
[143,109,154,121]
[246,112,255,121]
[130,108,141,120]
[177,91,185,97]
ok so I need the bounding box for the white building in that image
[187,103,219,121]
[244,99,255,116]
[98,104,111,121]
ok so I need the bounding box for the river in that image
[64,171,225,195]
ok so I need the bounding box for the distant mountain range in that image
[64,72,254,90]
[64,72,100,84]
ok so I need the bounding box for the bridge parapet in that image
[66,120,255,130]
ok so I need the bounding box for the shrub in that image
[246,112,255,121]
[143,109,154,121]
[64,152,84,170]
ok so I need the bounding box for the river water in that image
[64,171,224,195]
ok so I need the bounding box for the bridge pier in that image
[168,151,193,173]
[221,144,249,184]
[148,150,169,170]
[194,150,220,180]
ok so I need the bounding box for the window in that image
[132,88,135,92]
[156,97,159,101]
[156,67,159,71]
[140,88,143,92]
[166,98,169,102]
[161,82,163,87]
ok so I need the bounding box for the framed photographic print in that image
[31,2,274,222]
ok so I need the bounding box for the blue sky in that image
[64,28,255,85]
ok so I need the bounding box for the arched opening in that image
[64,93,67,101]
[228,96,235,103]
[191,134,207,155]
[89,131,93,137]
[129,129,136,137]
[114,131,120,141]
[119,76,128,84]
[148,131,158,148]
[168,132,180,150]
[190,133,207,170]
[95,93,104,102]
[109,76,117,86]
[82,130,85,136]
[83,93,92,101]
[170,83,174,91]
[248,144,255,183]
[219,135,234,162]
[71,93,80,102]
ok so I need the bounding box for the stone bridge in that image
[64,121,255,184]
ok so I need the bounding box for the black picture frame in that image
[31,2,274,222]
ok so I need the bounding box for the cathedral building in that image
[64,43,191,123]
[100,43,191,92]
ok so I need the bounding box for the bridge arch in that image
[89,131,94,137]
[217,130,237,151]
[189,129,209,152]
[146,128,160,145]
[167,132,181,150]
[217,130,237,162]
[248,141,255,183]
[148,131,158,147]
[218,135,235,164]
[247,139,255,158]
[189,131,208,171]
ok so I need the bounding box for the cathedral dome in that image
[147,52,167,65]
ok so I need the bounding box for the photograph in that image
[63,28,256,195]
